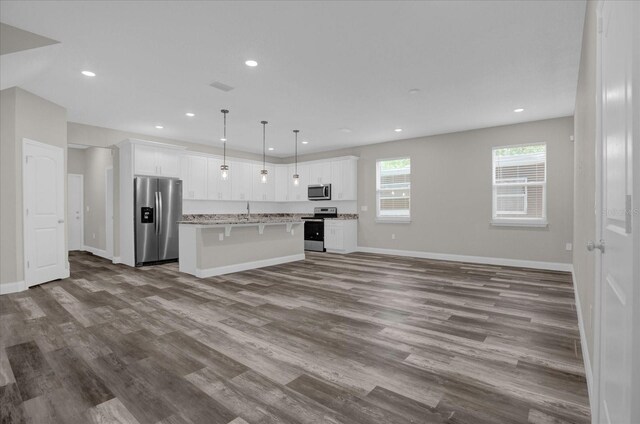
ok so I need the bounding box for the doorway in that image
[67,174,84,251]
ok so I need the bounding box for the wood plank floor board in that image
[0,251,590,423]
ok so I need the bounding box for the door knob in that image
[587,240,605,253]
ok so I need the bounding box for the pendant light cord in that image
[221,109,229,166]
[294,130,299,174]
[261,121,267,169]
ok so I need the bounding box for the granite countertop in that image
[178,213,305,225]
[325,214,359,220]
[178,213,359,225]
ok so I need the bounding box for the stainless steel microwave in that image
[308,184,331,200]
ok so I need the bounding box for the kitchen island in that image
[178,214,305,278]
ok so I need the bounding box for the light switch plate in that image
[361,205,368,212]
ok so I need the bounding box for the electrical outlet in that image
[391,233,396,240]
[565,243,573,251]
[219,233,224,241]
[86,206,90,212]
[361,205,368,212]
[92,233,96,239]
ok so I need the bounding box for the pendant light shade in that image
[220,109,229,180]
[292,130,300,186]
[260,121,268,184]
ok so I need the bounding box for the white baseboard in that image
[356,246,573,272]
[0,280,26,295]
[571,268,595,418]
[112,256,122,264]
[194,254,306,278]
[82,245,112,261]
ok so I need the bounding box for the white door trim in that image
[105,166,114,259]
[67,173,84,251]
[22,138,69,287]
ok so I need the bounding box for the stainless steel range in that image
[301,207,337,252]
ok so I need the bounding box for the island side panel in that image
[179,224,198,275]
[195,223,304,277]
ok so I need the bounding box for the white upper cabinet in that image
[309,161,332,185]
[331,158,357,200]
[289,163,309,201]
[251,164,275,201]
[231,161,253,201]
[181,155,208,199]
[207,157,231,200]
[134,145,181,177]
[274,165,290,202]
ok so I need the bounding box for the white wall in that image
[0,87,67,290]
[286,117,575,267]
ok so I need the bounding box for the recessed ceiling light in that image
[81,70,96,77]
[155,125,164,129]
[302,140,309,144]
[394,128,403,132]
[408,88,420,95]
[514,108,524,113]
[340,128,352,133]
[220,138,227,142]
[185,112,195,117]
[245,60,258,67]
[268,147,274,151]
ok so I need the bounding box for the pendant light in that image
[292,130,300,186]
[260,120,268,184]
[220,109,229,180]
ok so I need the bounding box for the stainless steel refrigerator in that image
[134,176,182,266]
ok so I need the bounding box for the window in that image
[376,158,410,222]
[492,143,547,226]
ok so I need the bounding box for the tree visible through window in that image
[492,143,546,224]
[376,158,410,220]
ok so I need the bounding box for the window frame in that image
[376,157,411,223]
[491,143,548,227]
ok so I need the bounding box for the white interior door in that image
[106,167,114,258]
[23,139,67,287]
[595,1,639,423]
[67,174,83,251]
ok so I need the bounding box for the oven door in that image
[308,184,331,200]
[304,220,325,252]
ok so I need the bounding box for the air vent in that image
[209,81,234,92]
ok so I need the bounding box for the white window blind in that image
[492,143,546,225]
[376,158,410,221]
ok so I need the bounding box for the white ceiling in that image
[0,0,586,157]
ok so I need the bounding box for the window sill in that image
[376,217,411,224]
[490,219,548,228]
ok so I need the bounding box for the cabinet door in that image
[157,149,181,177]
[231,161,253,201]
[275,165,290,202]
[183,155,207,199]
[290,163,309,201]
[309,161,332,184]
[207,157,231,200]
[324,221,345,251]
[251,164,275,201]
[134,145,158,175]
[342,159,357,200]
[330,160,345,200]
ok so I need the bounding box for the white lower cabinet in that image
[324,220,357,253]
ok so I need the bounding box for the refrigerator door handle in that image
[158,190,163,236]
[154,191,159,234]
